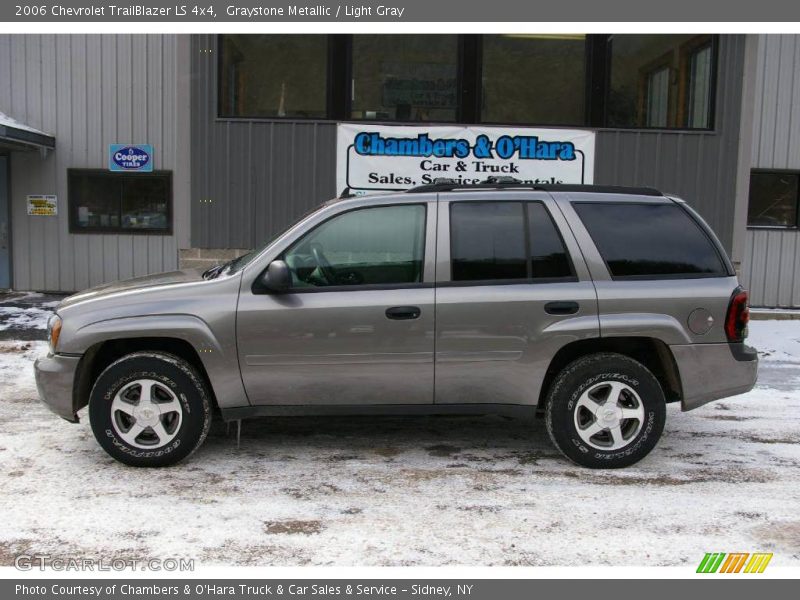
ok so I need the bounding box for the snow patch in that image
[0,321,797,567]
[747,320,800,362]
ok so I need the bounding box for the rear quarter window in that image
[573,202,728,278]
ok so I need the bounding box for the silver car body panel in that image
[53,269,249,411]
[236,196,438,406]
[672,343,759,410]
[35,187,758,422]
[432,191,599,405]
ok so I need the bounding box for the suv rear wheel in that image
[89,351,212,467]
[545,352,666,468]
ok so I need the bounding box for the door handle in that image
[385,306,421,320]
[544,301,579,315]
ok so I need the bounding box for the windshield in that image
[203,201,330,279]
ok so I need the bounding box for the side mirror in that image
[261,260,291,292]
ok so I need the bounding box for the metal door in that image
[0,156,10,289]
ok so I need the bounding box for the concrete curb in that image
[750,310,800,321]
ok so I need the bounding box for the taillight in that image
[725,288,749,342]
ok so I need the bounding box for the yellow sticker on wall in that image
[27,195,57,216]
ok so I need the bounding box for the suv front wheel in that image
[545,352,666,469]
[89,351,212,467]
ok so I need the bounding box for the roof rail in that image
[406,177,663,197]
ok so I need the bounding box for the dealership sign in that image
[336,124,595,194]
[109,144,153,172]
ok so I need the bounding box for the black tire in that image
[545,352,666,469]
[89,351,212,467]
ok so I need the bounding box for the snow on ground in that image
[0,320,798,568]
[0,293,62,338]
[0,305,57,332]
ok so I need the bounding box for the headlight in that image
[47,314,62,354]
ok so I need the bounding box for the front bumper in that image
[34,353,81,422]
[671,342,759,411]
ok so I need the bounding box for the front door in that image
[237,202,436,406]
[0,156,10,289]
[434,194,599,405]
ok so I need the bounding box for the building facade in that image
[740,34,800,307]
[0,34,190,292]
[6,33,794,307]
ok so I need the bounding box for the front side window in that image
[68,170,171,234]
[747,171,800,228]
[450,201,573,282]
[573,202,727,278]
[350,35,458,122]
[219,34,328,118]
[606,34,714,129]
[283,204,426,288]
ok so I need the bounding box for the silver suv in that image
[35,180,758,468]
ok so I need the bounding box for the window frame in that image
[348,34,461,124]
[445,200,578,287]
[215,34,719,132]
[216,34,340,121]
[573,200,730,281]
[637,50,674,128]
[255,202,430,294]
[678,34,715,129]
[602,34,718,131]
[67,168,173,236]
[746,168,800,230]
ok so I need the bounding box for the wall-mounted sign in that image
[336,124,595,194]
[109,144,153,172]
[27,195,58,216]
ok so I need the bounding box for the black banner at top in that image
[3,0,800,22]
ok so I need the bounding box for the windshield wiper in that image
[202,263,226,279]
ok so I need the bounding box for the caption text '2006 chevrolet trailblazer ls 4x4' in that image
[35,180,758,468]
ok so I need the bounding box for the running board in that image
[220,403,537,422]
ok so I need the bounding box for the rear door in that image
[434,192,599,406]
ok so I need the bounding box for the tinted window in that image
[68,170,171,234]
[574,202,726,278]
[219,35,327,118]
[528,203,573,279]
[451,202,527,281]
[481,35,585,126]
[747,171,799,227]
[606,34,715,129]
[283,205,426,288]
[351,35,458,122]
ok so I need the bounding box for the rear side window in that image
[450,201,574,282]
[573,202,727,278]
[528,202,574,279]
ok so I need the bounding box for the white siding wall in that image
[0,34,190,292]
[742,34,800,307]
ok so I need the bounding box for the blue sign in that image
[109,144,153,172]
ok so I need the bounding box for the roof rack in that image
[406,177,663,197]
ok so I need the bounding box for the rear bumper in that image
[671,342,758,411]
[34,353,81,423]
